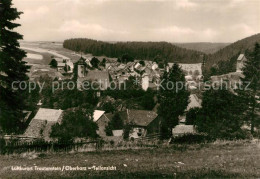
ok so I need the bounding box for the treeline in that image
[63,38,204,63]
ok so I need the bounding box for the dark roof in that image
[127,109,158,127]
[105,109,158,127]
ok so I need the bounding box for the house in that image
[23,108,63,140]
[105,109,160,139]
[127,109,160,139]
[141,74,150,91]
[93,110,109,137]
[172,124,196,137]
[236,54,247,72]
[66,61,74,73]
[76,57,110,90]
[57,62,66,71]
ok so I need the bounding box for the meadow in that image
[0,140,259,178]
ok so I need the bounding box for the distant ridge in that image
[173,42,230,54]
[205,33,260,71]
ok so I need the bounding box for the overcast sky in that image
[13,0,260,43]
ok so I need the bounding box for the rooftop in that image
[172,125,196,135]
[93,110,105,122]
[237,54,245,61]
[127,109,158,127]
[186,94,202,111]
[34,108,63,122]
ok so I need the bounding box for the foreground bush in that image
[170,133,215,144]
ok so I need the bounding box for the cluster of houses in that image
[76,56,203,91]
[21,92,202,141]
[54,57,74,74]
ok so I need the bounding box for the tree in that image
[50,106,98,142]
[100,58,106,67]
[195,89,247,139]
[0,0,30,133]
[105,112,124,136]
[102,102,115,113]
[121,54,134,63]
[140,90,155,110]
[90,57,99,68]
[49,59,57,68]
[139,60,145,66]
[158,64,190,138]
[240,43,260,134]
[186,107,200,125]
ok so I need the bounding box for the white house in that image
[236,54,247,72]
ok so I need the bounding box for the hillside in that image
[205,33,260,73]
[63,39,204,64]
[173,42,230,54]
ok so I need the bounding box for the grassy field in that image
[0,140,259,178]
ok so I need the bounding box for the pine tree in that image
[158,64,190,138]
[196,89,247,139]
[0,0,29,133]
[240,43,260,134]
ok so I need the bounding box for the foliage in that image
[170,133,215,144]
[63,38,203,64]
[0,0,30,133]
[186,107,200,125]
[140,90,156,110]
[49,59,58,68]
[139,60,145,66]
[101,102,115,113]
[195,89,247,139]
[158,64,190,139]
[105,113,124,136]
[239,43,260,134]
[207,53,240,76]
[100,58,106,67]
[123,124,133,140]
[90,57,99,68]
[50,106,98,142]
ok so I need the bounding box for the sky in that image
[13,0,260,43]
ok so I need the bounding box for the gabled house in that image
[93,110,109,137]
[127,109,160,139]
[23,108,63,141]
[105,109,160,139]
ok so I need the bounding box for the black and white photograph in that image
[0,0,259,178]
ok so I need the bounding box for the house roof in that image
[93,110,105,122]
[172,125,196,135]
[34,108,63,122]
[186,94,201,111]
[237,54,245,61]
[105,110,157,127]
[78,71,110,89]
[127,109,158,127]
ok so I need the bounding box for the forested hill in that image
[173,42,230,54]
[205,33,260,72]
[63,39,204,63]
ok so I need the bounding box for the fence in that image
[0,139,101,155]
[0,137,159,155]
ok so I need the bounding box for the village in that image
[6,41,251,145]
